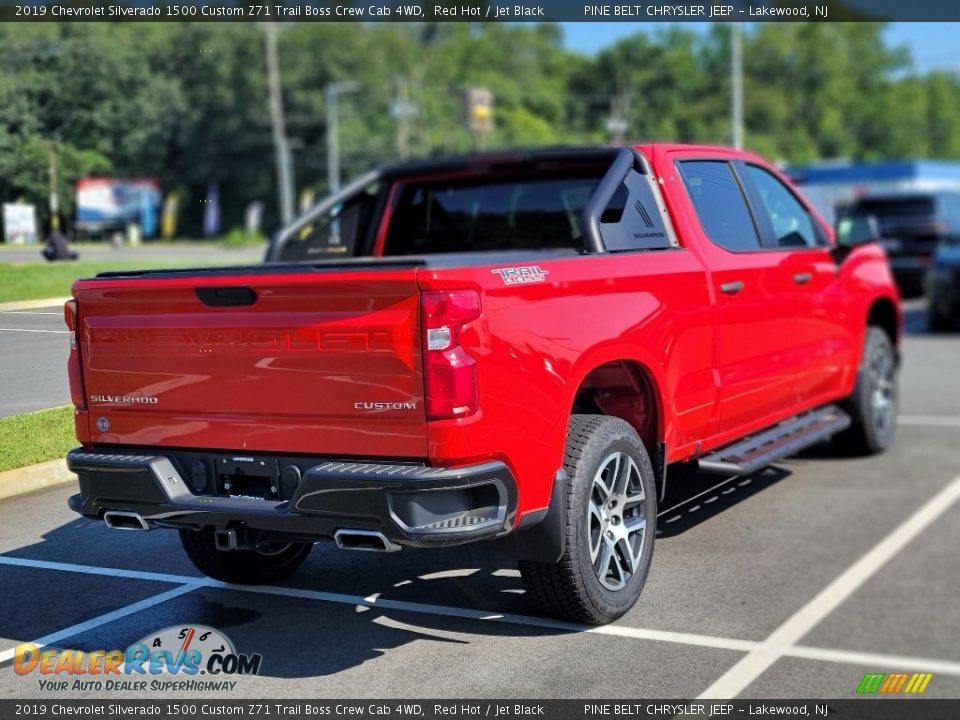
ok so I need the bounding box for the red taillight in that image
[421,290,481,420]
[64,299,77,333]
[65,299,86,408]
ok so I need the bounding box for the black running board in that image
[696,405,851,476]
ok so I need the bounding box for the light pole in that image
[606,92,629,146]
[391,76,417,160]
[326,81,358,193]
[47,140,60,231]
[264,22,295,225]
[731,22,744,150]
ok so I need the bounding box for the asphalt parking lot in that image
[0,306,71,415]
[1,301,958,700]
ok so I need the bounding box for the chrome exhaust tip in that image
[103,510,151,531]
[334,529,401,553]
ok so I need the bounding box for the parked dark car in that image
[926,240,960,331]
[849,191,960,297]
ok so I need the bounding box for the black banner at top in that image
[4,0,960,23]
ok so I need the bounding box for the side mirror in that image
[835,214,879,248]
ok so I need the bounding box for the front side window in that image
[744,165,820,249]
[678,161,761,252]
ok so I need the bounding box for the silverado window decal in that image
[599,170,672,252]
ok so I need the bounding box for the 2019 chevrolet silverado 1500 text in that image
[64,146,901,624]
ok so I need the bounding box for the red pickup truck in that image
[64,145,900,624]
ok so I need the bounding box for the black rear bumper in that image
[66,448,517,548]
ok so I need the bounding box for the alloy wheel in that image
[587,452,648,591]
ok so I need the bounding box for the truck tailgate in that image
[73,267,426,458]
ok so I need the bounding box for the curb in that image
[0,297,71,312]
[0,459,76,501]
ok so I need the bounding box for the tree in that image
[1,21,958,236]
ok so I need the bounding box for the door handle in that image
[793,272,813,285]
[720,281,744,295]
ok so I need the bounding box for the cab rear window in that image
[382,173,605,255]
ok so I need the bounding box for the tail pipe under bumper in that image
[102,510,152,531]
[66,449,519,549]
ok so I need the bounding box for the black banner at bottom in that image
[1,700,957,720]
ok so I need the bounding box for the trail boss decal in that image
[491,266,550,285]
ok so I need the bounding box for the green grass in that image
[0,406,76,473]
[220,228,268,247]
[0,258,239,304]
[0,240,214,252]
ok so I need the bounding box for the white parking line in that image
[4,552,960,680]
[225,581,762,653]
[0,584,195,665]
[0,311,61,315]
[0,328,70,334]
[658,476,739,517]
[899,415,960,428]
[698,475,960,699]
[783,645,960,678]
[0,555,757,654]
[0,556,202,585]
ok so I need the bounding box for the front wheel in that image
[834,327,899,456]
[179,528,313,584]
[519,415,657,625]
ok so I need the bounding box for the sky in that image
[560,23,960,73]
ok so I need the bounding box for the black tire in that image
[178,528,312,584]
[834,327,898,456]
[518,415,657,625]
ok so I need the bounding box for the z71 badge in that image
[491,266,550,285]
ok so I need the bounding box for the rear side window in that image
[382,173,604,255]
[678,161,761,251]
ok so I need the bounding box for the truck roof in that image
[375,143,758,180]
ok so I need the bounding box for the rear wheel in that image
[834,327,898,456]
[519,415,657,625]
[179,528,312,584]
